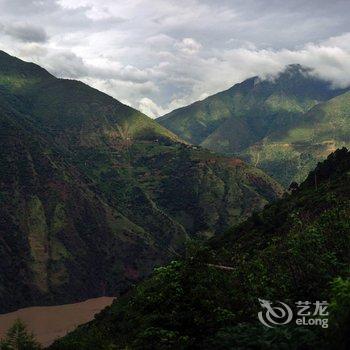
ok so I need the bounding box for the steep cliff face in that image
[0,51,282,312]
[0,104,169,312]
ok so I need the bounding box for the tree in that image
[0,319,41,350]
[328,278,350,350]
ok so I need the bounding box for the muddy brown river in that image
[0,297,115,347]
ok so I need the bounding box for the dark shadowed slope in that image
[0,99,168,312]
[50,148,350,350]
[0,51,282,312]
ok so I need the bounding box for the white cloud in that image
[138,97,165,118]
[175,38,202,55]
[145,34,175,48]
[0,0,350,117]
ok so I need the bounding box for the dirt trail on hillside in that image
[0,297,115,347]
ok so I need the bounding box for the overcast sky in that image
[0,0,349,117]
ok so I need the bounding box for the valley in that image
[50,148,350,349]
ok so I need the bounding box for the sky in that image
[0,0,349,118]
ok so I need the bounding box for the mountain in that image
[0,51,282,312]
[49,148,350,350]
[158,65,350,186]
[242,90,350,185]
[0,101,167,313]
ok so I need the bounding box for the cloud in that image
[175,38,202,54]
[0,0,350,117]
[0,22,48,43]
[138,97,165,118]
[145,34,175,48]
[0,0,59,15]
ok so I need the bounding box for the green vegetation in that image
[0,319,41,350]
[26,196,50,293]
[159,65,350,186]
[241,90,350,186]
[0,50,282,313]
[2,50,349,349]
[50,148,350,349]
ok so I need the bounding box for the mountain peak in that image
[0,50,180,143]
[159,63,350,186]
[270,63,315,82]
[0,51,283,313]
[284,63,310,73]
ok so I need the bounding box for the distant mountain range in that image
[0,51,282,312]
[159,65,350,186]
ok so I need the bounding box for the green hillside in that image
[242,91,350,185]
[0,99,174,312]
[159,65,350,186]
[49,148,350,350]
[0,51,282,312]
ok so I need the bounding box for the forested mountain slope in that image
[0,51,282,312]
[159,65,350,186]
[51,148,350,349]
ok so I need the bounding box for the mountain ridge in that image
[0,50,282,312]
[159,64,350,186]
